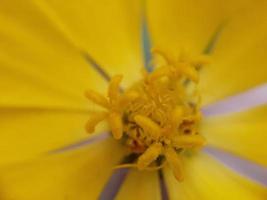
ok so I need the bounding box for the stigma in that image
[85,49,209,181]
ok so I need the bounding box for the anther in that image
[137,142,163,170]
[165,147,184,181]
[134,115,161,140]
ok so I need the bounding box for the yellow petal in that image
[202,106,267,166]
[43,0,143,87]
[0,138,125,200]
[165,153,267,200]
[0,0,107,109]
[147,0,254,55]
[116,170,161,200]
[200,2,267,105]
[0,108,107,165]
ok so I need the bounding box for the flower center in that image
[85,49,209,181]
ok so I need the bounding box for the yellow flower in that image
[0,0,267,200]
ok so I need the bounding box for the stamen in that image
[171,106,185,124]
[85,112,107,133]
[137,142,163,170]
[108,112,123,139]
[85,90,109,109]
[85,48,208,181]
[151,47,210,83]
[172,135,206,149]
[179,63,199,83]
[113,163,138,170]
[114,161,166,171]
[134,115,161,140]
[108,74,123,102]
[165,147,184,181]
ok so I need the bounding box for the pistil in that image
[85,49,209,181]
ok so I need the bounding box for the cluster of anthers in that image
[85,48,210,181]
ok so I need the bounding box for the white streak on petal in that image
[204,146,267,186]
[202,83,267,116]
